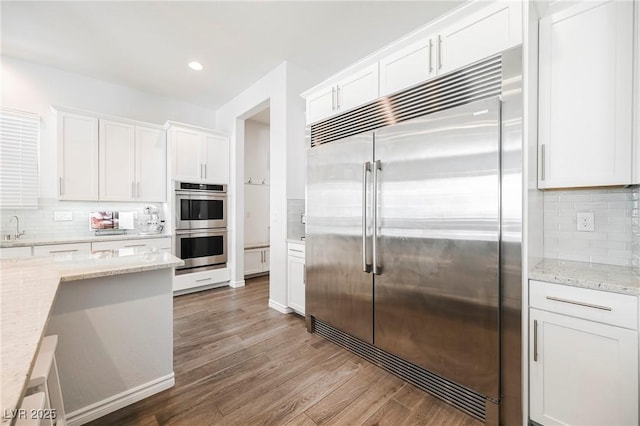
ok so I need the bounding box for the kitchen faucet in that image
[10,215,25,239]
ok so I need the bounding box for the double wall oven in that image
[174,181,227,274]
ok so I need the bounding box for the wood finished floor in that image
[88,275,482,426]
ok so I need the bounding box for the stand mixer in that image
[137,205,164,235]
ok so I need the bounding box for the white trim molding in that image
[229,279,246,288]
[66,373,174,426]
[268,299,292,314]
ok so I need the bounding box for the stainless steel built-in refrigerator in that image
[306,51,522,425]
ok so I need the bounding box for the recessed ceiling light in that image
[188,61,204,71]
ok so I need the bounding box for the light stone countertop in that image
[0,248,183,419]
[287,238,305,245]
[530,258,640,296]
[0,232,171,249]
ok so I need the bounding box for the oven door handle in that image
[176,229,227,237]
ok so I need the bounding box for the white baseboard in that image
[66,373,175,426]
[268,299,292,314]
[229,279,245,288]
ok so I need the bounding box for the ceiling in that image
[1,1,464,111]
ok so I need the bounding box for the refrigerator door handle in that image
[362,161,372,273]
[373,160,381,275]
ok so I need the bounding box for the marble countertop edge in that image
[0,233,172,248]
[529,258,640,296]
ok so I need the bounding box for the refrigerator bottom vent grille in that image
[312,317,488,422]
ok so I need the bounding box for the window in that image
[0,108,40,208]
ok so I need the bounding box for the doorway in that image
[242,107,270,281]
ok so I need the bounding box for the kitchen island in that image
[1,248,182,425]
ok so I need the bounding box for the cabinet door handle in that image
[124,244,146,248]
[540,144,546,181]
[290,249,303,253]
[303,267,306,284]
[428,38,433,73]
[200,164,203,179]
[546,296,612,311]
[196,277,212,283]
[533,319,538,362]
[137,181,140,198]
[59,177,64,196]
[132,181,135,198]
[50,249,78,253]
[204,164,207,179]
[336,85,340,109]
[437,34,443,70]
[331,87,336,111]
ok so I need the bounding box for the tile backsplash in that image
[287,199,305,240]
[544,187,639,268]
[1,198,164,239]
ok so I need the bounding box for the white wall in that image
[244,119,270,246]
[46,268,174,423]
[215,61,312,311]
[1,56,217,201]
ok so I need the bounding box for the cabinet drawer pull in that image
[196,277,212,283]
[541,144,546,181]
[428,38,433,73]
[50,249,78,253]
[290,249,303,253]
[546,296,612,311]
[533,319,538,362]
[331,87,336,111]
[124,244,146,248]
[437,34,443,70]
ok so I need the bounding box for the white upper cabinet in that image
[379,36,436,97]
[57,107,166,202]
[306,63,379,125]
[306,85,335,125]
[337,63,379,113]
[203,133,229,184]
[168,123,229,184]
[100,121,166,202]
[135,126,166,202]
[99,119,135,201]
[305,1,523,123]
[438,1,521,75]
[538,0,634,188]
[172,127,202,182]
[57,111,99,200]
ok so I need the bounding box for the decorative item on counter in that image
[90,211,130,236]
[137,206,164,235]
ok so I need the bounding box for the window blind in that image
[0,108,40,208]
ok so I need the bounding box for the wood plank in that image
[88,275,481,426]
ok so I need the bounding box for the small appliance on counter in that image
[137,205,164,235]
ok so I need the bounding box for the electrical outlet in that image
[576,212,595,232]
[54,211,72,221]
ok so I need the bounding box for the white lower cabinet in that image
[287,242,305,315]
[529,281,639,426]
[33,242,92,260]
[244,246,269,277]
[0,246,32,259]
[92,237,171,253]
[173,267,230,294]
